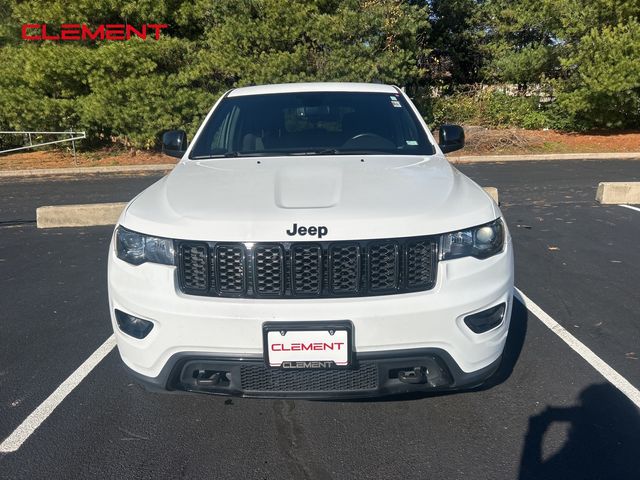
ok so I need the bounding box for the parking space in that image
[1,160,639,479]
[458,160,640,388]
[508,203,640,387]
[0,226,114,441]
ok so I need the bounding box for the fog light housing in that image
[464,303,506,334]
[115,309,154,339]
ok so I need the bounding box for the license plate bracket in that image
[262,321,354,369]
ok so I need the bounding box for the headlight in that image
[440,219,505,260]
[115,226,175,266]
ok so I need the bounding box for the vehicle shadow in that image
[475,296,528,391]
[336,296,529,403]
[518,383,640,479]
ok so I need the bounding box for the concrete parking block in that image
[483,187,499,204]
[36,202,126,228]
[596,182,640,204]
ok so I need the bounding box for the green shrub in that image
[428,91,552,130]
[0,0,432,149]
[485,93,549,129]
[429,94,484,126]
[556,20,640,130]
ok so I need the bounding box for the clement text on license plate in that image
[266,329,349,367]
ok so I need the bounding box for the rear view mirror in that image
[439,125,465,154]
[162,130,187,158]
[295,105,332,119]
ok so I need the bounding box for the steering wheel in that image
[342,133,396,150]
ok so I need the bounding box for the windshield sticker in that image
[390,95,402,108]
[406,140,418,145]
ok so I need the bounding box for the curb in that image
[596,182,640,205]
[449,152,640,164]
[35,187,500,228]
[0,164,174,179]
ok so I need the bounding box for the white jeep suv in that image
[108,82,514,399]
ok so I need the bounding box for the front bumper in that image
[108,235,514,396]
[123,347,503,399]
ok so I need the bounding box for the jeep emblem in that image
[286,223,328,239]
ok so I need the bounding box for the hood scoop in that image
[275,166,342,209]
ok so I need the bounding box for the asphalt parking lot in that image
[1,160,639,479]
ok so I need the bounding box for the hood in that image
[123,155,499,241]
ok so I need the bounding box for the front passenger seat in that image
[241,133,264,152]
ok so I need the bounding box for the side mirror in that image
[162,130,187,158]
[439,125,465,154]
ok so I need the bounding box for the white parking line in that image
[515,288,640,409]
[620,204,640,213]
[0,335,116,453]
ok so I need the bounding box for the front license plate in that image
[264,324,351,368]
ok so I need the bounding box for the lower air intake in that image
[240,363,379,392]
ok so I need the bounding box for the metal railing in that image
[0,131,86,156]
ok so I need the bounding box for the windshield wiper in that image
[190,149,392,160]
[298,148,391,155]
[191,150,304,159]
[190,151,261,159]
[306,148,339,155]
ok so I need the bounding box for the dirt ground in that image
[0,149,176,171]
[449,128,640,156]
[1,129,640,170]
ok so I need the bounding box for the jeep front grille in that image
[177,237,437,298]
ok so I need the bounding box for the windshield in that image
[189,91,435,159]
